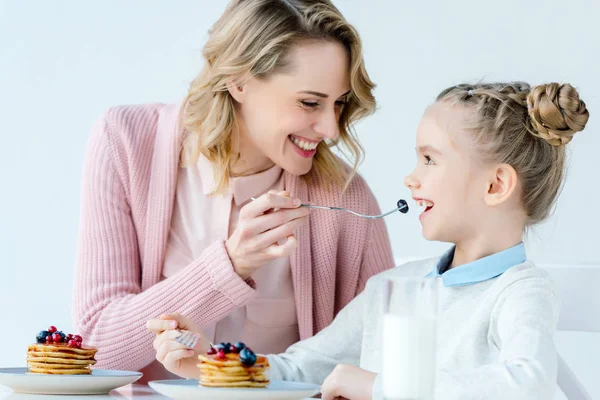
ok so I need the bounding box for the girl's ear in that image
[484,163,519,207]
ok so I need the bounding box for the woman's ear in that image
[484,163,519,207]
[226,77,247,103]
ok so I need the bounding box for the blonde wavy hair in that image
[180,0,376,193]
[437,82,590,225]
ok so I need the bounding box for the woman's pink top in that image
[162,155,299,354]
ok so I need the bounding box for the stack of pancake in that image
[26,343,98,375]
[198,352,270,388]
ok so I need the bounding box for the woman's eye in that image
[335,100,347,107]
[424,155,435,165]
[301,101,319,108]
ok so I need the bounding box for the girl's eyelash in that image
[424,155,435,165]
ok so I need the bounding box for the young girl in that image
[148,81,589,399]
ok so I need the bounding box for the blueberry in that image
[56,331,66,342]
[397,199,409,214]
[214,343,231,353]
[239,348,257,366]
[234,342,246,351]
[36,330,49,343]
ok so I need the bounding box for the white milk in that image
[382,314,437,400]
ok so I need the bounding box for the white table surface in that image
[0,384,318,400]
[0,384,163,400]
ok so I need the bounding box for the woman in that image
[73,0,394,381]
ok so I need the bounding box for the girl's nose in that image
[404,172,420,189]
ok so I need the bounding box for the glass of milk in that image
[381,277,438,400]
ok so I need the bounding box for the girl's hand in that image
[146,313,210,379]
[225,190,309,280]
[320,364,376,400]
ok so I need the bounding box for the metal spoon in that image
[250,198,409,219]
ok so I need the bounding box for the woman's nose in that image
[313,108,340,140]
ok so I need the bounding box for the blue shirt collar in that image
[425,242,526,287]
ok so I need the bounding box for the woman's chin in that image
[281,159,314,177]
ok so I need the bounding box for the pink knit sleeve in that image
[355,187,395,294]
[73,116,255,372]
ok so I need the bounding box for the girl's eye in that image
[335,100,347,108]
[424,155,435,165]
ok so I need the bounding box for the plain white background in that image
[1,1,598,398]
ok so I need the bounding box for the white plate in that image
[0,368,142,395]
[148,379,320,400]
